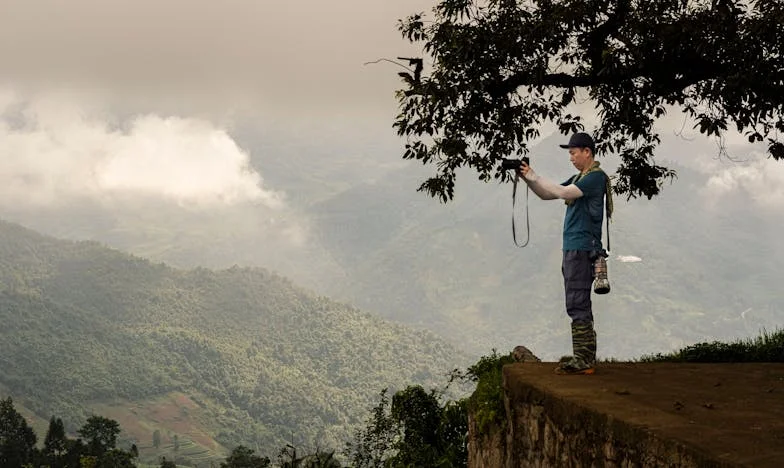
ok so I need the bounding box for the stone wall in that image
[468,365,740,468]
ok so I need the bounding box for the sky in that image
[0,1,438,212]
[0,0,430,116]
[0,0,781,236]
[0,0,782,360]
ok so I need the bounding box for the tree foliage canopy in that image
[43,416,67,462]
[0,399,139,468]
[344,386,467,468]
[78,416,120,457]
[221,445,271,468]
[0,397,36,468]
[394,0,784,201]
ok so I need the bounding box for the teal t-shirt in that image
[561,171,606,251]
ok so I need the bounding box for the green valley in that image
[0,220,466,465]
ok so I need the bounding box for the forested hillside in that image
[310,133,783,359]
[0,220,465,464]
[7,131,781,363]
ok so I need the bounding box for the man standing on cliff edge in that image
[518,132,612,375]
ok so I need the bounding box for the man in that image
[518,132,611,375]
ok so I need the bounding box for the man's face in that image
[569,147,593,172]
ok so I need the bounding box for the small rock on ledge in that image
[512,345,541,363]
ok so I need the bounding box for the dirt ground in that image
[505,362,784,467]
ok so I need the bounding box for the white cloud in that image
[0,91,282,209]
[703,155,784,209]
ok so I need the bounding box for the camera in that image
[501,156,530,170]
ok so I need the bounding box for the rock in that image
[513,345,542,363]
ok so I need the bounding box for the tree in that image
[278,444,304,468]
[389,386,442,467]
[98,448,136,468]
[345,386,468,468]
[78,416,120,457]
[437,400,469,466]
[0,397,37,467]
[221,445,271,468]
[301,450,341,468]
[62,438,87,468]
[159,457,177,468]
[43,416,67,467]
[153,430,161,450]
[394,0,784,201]
[343,389,398,468]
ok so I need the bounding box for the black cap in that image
[559,132,595,153]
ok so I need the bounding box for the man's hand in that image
[518,161,536,181]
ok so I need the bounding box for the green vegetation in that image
[0,220,464,464]
[341,350,517,467]
[1,398,137,468]
[2,204,782,467]
[220,445,270,467]
[2,390,464,467]
[461,351,515,437]
[394,1,784,202]
[639,329,784,363]
[343,386,468,467]
[5,329,782,467]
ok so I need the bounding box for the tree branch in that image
[587,0,632,77]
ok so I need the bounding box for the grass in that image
[638,328,784,363]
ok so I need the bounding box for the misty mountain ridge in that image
[1,129,780,361]
[0,219,466,464]
[306,132,782,357]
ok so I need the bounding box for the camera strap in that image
[512,175,530,248]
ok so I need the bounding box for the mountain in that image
[2,129,780,363]
[307,132,783,359]
[0,220,466,465]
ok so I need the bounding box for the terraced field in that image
[90,392,227,466]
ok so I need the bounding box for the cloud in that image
[703,155,784,209]
[0,91,282,209]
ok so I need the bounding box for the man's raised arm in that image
[518,164,583,201]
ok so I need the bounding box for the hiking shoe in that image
[554,357,595,375]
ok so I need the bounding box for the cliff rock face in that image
[468,363,784,468]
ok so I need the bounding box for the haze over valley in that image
[1,0,782,464]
